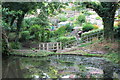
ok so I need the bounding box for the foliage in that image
[22,17,37,30]
[65,23,74,32]
[96,16,102,20]
[8,33,16,41]
[57,36,76,47]
[105,53,120,64]
[81,29,103,36]
[57,14,67,22]
[10,50,56,57]
[54,26,67,37]
[85,11,95,15]
[69,17,75,21]
[82,23,94,32]
[29,24,41,35]
[93,24,99,29]
[29,24,51,42]
[20,31,30,41]
[10,42,22,49]
[82,2,119,40]
[57,36,75,42]
[76,14,86,25]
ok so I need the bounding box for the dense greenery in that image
[83,2,119,40]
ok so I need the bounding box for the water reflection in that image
[2,55,120,79]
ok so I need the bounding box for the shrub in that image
[57,14,67,22]
[60,17,67,22]
[10,42,22,49]
[93,24,99,29]
[65,23,74,32]
[54,26,67,37]
[29,25,44,41]
[20,31,30,41]
[76,14,86,25]
[82,23,94,32]
[29,25,41,35]
[69,17,75,21]
[8,33,16,41]
[57,36,76,47]
[96,17,102,20]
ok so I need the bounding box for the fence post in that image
[43,43,45,50]
[47,43,49,51]
[57,42,59,51]
[60,42,62,50]
[39,44,40,50]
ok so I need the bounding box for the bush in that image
[76,14,85,25]
[57,14,67,22]
[60,17,67,22]
[65,23,74,32]
[54,26,67,37]
[57,36,76,47]
[96,17,102,20]
[69,17,75,21]
[93,24,99,29]
[8,33,16,41]
[57,36,75,42]
[20,31,30,41]
[82,23,94,32]
[29,25,41,35]
[29,25,44,41]
[10,42,22,49]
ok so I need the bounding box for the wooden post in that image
[43,43,45,50]
[39,44,40,50]
[60,42,62,50]
[57,42,59,51]
[47,43,49,51]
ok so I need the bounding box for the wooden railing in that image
[39,42,62,52]
[81,30,104,42]
[38,30,104,52]
[63,39,79,48]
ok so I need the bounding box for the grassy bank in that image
[10,49,103,57]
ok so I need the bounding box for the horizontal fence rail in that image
[81,31,104,43]
[39,42,62,52]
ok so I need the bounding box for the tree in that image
[2,2,38,41]
[2,2,66,55]
[83,1,119,41]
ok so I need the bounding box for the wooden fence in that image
[38,30,104,52]
[81,30,104,42]
[62,30,104,49]
[39,42,62,52]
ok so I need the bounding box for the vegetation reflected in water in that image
[2,55,120,79]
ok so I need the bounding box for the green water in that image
[2,55,120,79]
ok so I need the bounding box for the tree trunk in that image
[102,17,114,41]
[2,29,11,56]
[15,14,25,42]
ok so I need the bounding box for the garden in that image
[1,1,120,79]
